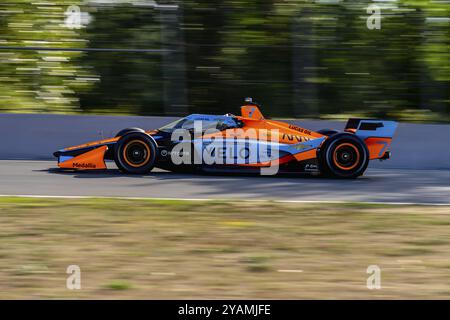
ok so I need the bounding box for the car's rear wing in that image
[345,119,398,160]
[345,119,398,139]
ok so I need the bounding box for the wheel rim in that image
[123,140,151,168]
[333,143,360,171]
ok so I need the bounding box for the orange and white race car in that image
[54,98,397,178]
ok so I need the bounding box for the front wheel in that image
[318,133,369,179]
[114,132,156,174]
[115,127,145,138]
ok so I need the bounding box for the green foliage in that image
[78,5,164,115]
[0,0,448,121]
[0,1,94,113]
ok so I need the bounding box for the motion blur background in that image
[1,1,450,300]
[0,0,449,121]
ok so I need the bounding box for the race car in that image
[54,98,397,178]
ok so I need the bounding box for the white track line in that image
[0,194,448,206]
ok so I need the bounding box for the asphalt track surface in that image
[1,161,450,205]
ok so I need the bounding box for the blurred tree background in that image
[0,0,448,121]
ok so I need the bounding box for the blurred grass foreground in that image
[0,197,449,299]
[0,1,449,122]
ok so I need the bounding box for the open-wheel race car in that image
[54,98,397,178]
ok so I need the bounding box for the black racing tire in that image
[317,129,339,136]
[115,127,145,138]
[318,133,369,179]
[114,132,156,174]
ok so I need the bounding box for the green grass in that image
[0,197,449,299]
[104,281,132,291]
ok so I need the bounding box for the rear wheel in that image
[318,133,369,179]
[114,132,156,174]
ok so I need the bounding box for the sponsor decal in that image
[72,162,96,169]
[170,123,280,175]
[288,125,312,136]
[282,133,311,143]
[304,164,319,172]
[161,149,189,157]
[291,143,310,151]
